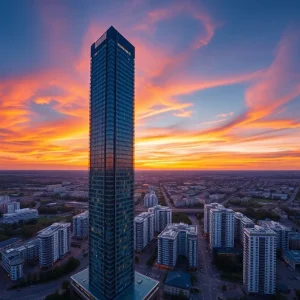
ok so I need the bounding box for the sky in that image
[0,0,300,170]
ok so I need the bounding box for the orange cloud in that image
[0,3,299,170]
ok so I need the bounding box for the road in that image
[189,215,223,300]
[285,185,300,204]
[160,185,175,208]
[220,180,253,205]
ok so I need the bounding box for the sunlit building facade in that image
[89,26,135,299]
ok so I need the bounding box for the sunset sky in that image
[0,0,300,170]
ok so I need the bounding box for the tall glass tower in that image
[89,26,135,299]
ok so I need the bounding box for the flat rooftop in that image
[0,237,21,249]
[158,223,197,240]
[71,268,159,300]
[134,212,153,222]
[258,220,291,231]
[283,250,300,263]
[245,225,276,236]
[289,233,300,240]
[38,222,70,237]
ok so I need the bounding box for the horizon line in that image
[0,169,300,172]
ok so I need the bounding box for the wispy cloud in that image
[216,112,234,118]
[0,1,299,170]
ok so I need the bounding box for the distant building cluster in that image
[162,179,240,208]
[73,211,89,238]
[241,181,295,201]
[30,181,88,199]
[158,223,197,269]
[144,187,158,208]
[134,205,171,252]
[38,222,71,267]
[0,195,20,214]
[3,208,38,224]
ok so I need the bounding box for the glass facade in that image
[89,26,135,299]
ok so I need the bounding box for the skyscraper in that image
[70,26,159,300]
[89,26,135,299]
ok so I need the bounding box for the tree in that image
[178,290,187,299]
[61,280,70,290]
[191,274,197,285]
[27,272,33,284]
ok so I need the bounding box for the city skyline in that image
[1,0,300,170]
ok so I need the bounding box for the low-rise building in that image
[158,223,197,269]
[289,232,300,250]
[271,193,288,200]
[73,211,89,238]
[3,208,38,224]
[283,250,300,271]
[15,239,40,261]
[164,271,191,298]
[1,248,24,281]
[0,237,22,252]
[134,211,154,252]
[7,202,21,213]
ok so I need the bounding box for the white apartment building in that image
[148,205,172,232]
[3,208,38,224]
[38,222,71,267]
[134,211,154,252]
[234,212,255,244]
[144,188,158,208]
[209,207,234,248]
[0,196,20,214]
[15,239,40,261]
[258,220,291,250]
[6,202,20,213]
[158,223,197,269]
[1,248,24,281]
[243,226,276,295]
[204,203,222,234]
[73,211,89,238]
[46,184,65,193]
